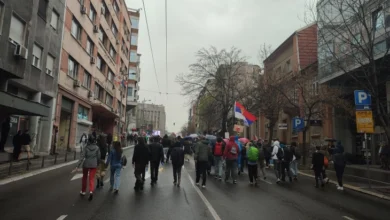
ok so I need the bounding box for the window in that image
[131,35,138,45]
[68,56,78,78]
[127,87,133,97]
[83,71,91,89]
[108,70,114,82]
[38,0,48,20]
[50,10,59,30]
[32,44,43,68]
[78,105,89,120]
[71,19,81,40]
[312,82,319,95]
[284,60,291,72]
[89,4,96,22]
[9,14,25,45]
[105,94,113,106]
[374,41,386,55]
[96,55,102,70]
[130,51,137,62]
[98,26,104,42]
[86,38,93,55]
[351,34,361,46]
[111,23,117,36]
[102,2,109,20]
[373,9,384,30]
[0,4,3,34]
[113,1,119,14]
[94,83,104,101]
[131,18,139,29]
[46,54,55,76]
[109,45,116,59]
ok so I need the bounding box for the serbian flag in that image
[234,101,257,126]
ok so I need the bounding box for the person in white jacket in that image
[271,140,282,183]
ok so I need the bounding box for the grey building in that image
[136,103,166,136]
[0,0,65,154]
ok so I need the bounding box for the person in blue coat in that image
[235,135,243,175]
[106,141,124,194]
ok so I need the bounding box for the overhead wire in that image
[165,0,169,99]
[141,0,161,94]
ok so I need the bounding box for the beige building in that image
[55,0,131,151]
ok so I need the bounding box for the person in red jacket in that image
[223,136,239,184]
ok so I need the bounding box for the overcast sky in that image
[125,0,309,133]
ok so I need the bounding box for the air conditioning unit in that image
[14,45,28,60]
[90,56,96,64]
[81,6,87,14]
[88,90,94,98]
[93,25,99,33]
[73,80,81,87]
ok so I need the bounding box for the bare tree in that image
[197,94,221,133]
[310,0,390,139]
[177,46,250,134]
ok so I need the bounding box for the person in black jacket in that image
[148,136,164,185]
[132,137,150,191]
[312,146,325,188]
[12,130,22,161]
[162,134,171,163]
[170,140,185,187]
[280,143,293,182]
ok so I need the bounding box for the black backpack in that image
[276,148,284,160]
[293,147,301,160]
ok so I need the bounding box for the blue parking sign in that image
[354,90,371,106]
[292,117,304,131]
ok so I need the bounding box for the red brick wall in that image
[60,49,68,72]
[64,8,73,31]
[297,24,318,70]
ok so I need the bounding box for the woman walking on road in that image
[106,141,124,194]
[75,134,100,201]
[333,141,346,191]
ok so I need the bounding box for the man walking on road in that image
[171,140,185,187]
[312,146,325,188]
[194,136,211,188]
[149,136,164,185]
[280,143,293,182]
[212,137,225,180]
[271,140,282,183]
[132,137,150,191]
[224,136,239,184]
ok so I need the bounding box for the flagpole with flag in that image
[234,101,257,127]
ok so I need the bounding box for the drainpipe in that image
[296,33,301,72]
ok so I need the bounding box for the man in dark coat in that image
[132,137,150,191]
[148,136,164,185]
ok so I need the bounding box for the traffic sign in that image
[354,90,371,106]
[356,110,374,133]
[292,117,304,131]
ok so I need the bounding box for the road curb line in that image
[298,171,390,201]
[0,146,134,186]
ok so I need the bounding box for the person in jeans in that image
[170,140,185,187]
[271,140,282,183]
[106,141,123,194]
[132,137,150,191]
[148,136,164,185]
[290,142,300,180]
[75,134,100,201]
[223,136,239,184]
[333,142,346,191]
[194,136,211,188]
[212,137,225,180]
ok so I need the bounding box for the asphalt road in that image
[0,147,389,220]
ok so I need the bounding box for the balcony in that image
[127,96,138,107]
[128,74,137,81]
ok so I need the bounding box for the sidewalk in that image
[299,168,390,200]
[0,145,134,181]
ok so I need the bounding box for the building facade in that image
[136,103,166,136]
[55,0,130,151]
[0,0,65,154]
[126,8,141,132]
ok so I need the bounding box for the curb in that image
[0,145,134,186]
[298,171,390,201]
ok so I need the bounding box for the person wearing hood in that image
[271,139,283,183]
[223,136,239,184]
[162,134,171,162]
[235,135,243,175]
[194,136,211,188]
[333,141,346,190]
[212,137,225,180]
[74,134,101,201]
[171,138,185,187]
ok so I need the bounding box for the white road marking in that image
[70,173,83,181]
[343,216,355,220]
[56,215,67,220]
[260,179,272,184]
[184,167,221,220]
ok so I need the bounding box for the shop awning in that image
[0,91,50,117]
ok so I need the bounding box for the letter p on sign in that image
[354,90,371,106]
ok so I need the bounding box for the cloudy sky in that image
[125,0,309,133]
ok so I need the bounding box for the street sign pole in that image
[364,132,371,188]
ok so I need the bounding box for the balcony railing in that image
[128,74,137,81]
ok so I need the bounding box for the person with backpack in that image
[246,142,259,185]
[148,136,164,185]
[333,141,346,190]
[223,136,239,184]
[212,137,225,180]
[170,139,185,187]
[280,143,293,182]
[290,142,301,180]
[106,141,125,194]
[271,140,283,183]
[132,137,150,191]
[312,146,325,188]
[194,136,211,188]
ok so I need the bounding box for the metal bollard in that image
[74,151,76,160]
[8,158,13,175]
[54,154,57,164]
[41,156,45,168]
[65,152,68,162]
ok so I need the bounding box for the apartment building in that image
[136,103,166,137]
[260,23,333,143]
[56,0,131,151]
[0,0,65,154]
[126,8,141,132]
